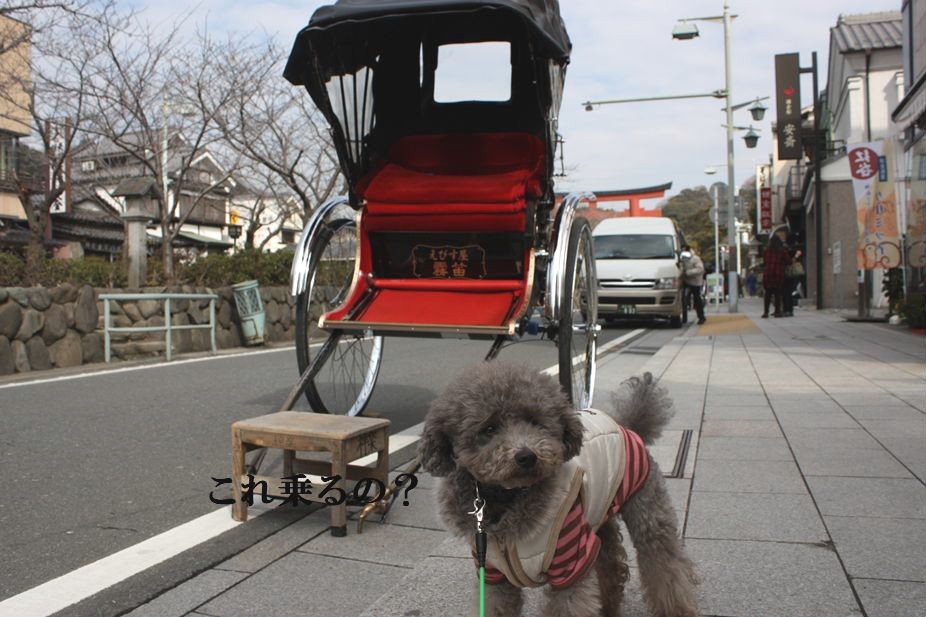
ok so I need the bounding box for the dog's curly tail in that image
[608,372,674,445]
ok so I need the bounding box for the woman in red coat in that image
[762,234,791,318]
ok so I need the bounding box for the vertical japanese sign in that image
[848,141,901,269]
[46,119,72,214]
[759,188,772,232]
[775,53,802,160]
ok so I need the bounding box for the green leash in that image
[479,566,486,617]
[469,487,487,617]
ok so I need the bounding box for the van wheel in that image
[669,314,682,328]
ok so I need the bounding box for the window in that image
[594,235,677,260]
[281,229,296,244]
[101,154,128,168]
[0,136,14,181]
[434,42,511,103]
[81,160,96,172]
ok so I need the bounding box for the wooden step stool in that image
[231,411,390,536]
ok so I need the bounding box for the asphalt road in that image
[0,324,646,602]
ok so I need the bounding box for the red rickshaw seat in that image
[322,132,544,334]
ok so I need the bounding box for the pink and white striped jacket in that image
[476,410,650,589]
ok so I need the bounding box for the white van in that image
[592,217,685,327]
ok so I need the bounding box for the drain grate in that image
[664,429,693,479]
[622,346,660,356]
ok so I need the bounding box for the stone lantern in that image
[113,177,158,289]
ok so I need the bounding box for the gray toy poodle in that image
[419,363,698,617]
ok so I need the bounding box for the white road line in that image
[0,328,647,615]
[540,328,647,375]
[0,505,269,617]
[0,347,293,391]
[598,328,648,354]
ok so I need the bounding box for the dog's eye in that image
[480,424,497,436]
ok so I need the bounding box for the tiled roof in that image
[52,210,126,244]
[832,11,902,54]
[0,218,66,248]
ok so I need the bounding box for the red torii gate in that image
[558,182,672,220]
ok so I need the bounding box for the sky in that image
[135,0,903,205]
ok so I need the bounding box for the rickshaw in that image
[282,0,598,416]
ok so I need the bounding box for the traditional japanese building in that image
[793,11,904,310]
[0,14,34,253]
[893,0,926,298]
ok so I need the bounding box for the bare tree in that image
[0,1,118,283]
[211,37,343,244]
[79,18,245,281]
[1,0,96,51]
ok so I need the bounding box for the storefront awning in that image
[893,73,926,131]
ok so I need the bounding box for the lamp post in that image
[706,164,754,283]
[583,1,765,312]
[704,167,727,275]
[674,1,742,312]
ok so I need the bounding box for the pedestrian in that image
[782,246,804,317]
[746,270,758,297]
[762,234,791,318]
[679,244,706,324]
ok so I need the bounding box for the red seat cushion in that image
[360,289,523,326]
[361,132,545,208]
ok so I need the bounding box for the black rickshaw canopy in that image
[284,0,571,198]
[284,0,571,84]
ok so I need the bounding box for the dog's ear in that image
[418,420,455,476]
[561,411,584,461]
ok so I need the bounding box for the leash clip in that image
[468,485,486,533]
[470,484,488,570]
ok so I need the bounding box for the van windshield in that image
[593,234,676,260]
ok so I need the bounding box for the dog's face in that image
[419,363,584,488]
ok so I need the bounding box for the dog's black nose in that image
[515,448,537,469]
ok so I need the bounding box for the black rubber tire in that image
[294,218,382,415]
[558,217,597,408]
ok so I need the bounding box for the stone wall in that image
[0,284,296,375]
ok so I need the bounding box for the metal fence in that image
[99,292,218,362]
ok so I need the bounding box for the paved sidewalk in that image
[124,299,926,617]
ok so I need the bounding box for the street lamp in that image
[671,21,700,40]
[748,100,767,121]
[705,168,727,275]
[704,166,747,285]
[673,1,744,312]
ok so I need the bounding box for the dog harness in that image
[476,410,650,589]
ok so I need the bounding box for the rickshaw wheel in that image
[558,217,597,409]
[295,218,383,415]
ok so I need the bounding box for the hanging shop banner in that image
[759,187,772,232]
[775,53,802,160]
[848,141,902,269]
[905,139,926,293]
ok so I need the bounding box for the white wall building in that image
[772,11,905,311]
